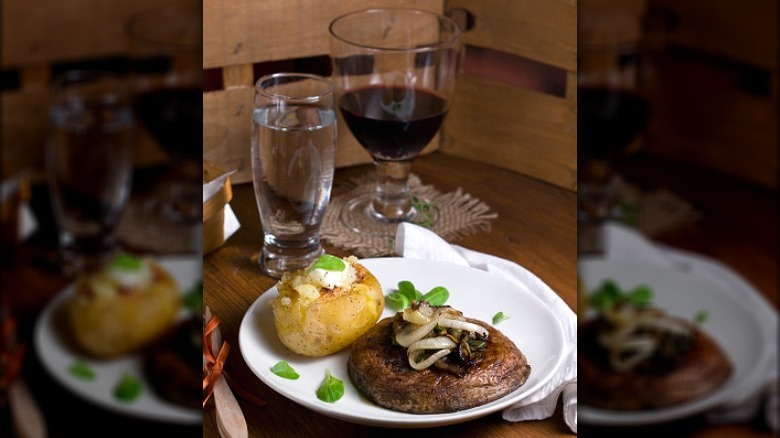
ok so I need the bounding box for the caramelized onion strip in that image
[438,317,489,338]
[395,319,438,347]
[408,348,452,370]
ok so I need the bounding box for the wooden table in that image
[203,151,578,437]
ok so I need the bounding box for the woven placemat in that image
[117,197,200,254]
[612,174,701,236]
[322,173,497,257]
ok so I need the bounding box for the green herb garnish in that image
[183,279,203,312]
[386,280,450,310]
[492,311,510,324]
[590,280,653,312]
[385,292,410,311]
[271,361,300,380]
[110,253,142,271]
[306,254,345,273]
[69,359,96,380]
[398,281,423,302]
[316,369,344,403]
[694,310,709,325]
[411,196,437,228]
[422,286,449,306]
[113,373,143,403]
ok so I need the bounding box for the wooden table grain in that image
[203,151,578,438]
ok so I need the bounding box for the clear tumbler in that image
[251,73,337,278]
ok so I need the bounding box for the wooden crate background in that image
[2,0,578,193]
[642,0,778,189]
[1,0,196,178]
[443,0,577,191]
[204,0,578,190]
[203,0,446,185]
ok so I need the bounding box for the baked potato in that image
[65,254,181,358]
[271,255,384,357]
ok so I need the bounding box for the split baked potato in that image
[65,254,181,358]
[271,255,384,357]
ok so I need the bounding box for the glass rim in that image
[255,72,335,103]
[328,7,462,52]
[51,69,130,105]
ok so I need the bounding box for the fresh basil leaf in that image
[423,286,449,306]
[397,281,418,302]
[271,361,300,380]
[590,280,623,311]
[386,292,410,311]
[306,254,345,273]
[183,280,203,312]
[69,359,96,380]
[589,290,615,312]
[694,310,709,325]
[316,369,345,403]
[628,285,652,307]
[114,373,143,403]
[110,253,142,271]
[492,311,510,324]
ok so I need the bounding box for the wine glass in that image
[329,8,462,237]
[125,2,203,230]
[577,10,650,254]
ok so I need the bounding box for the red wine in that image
[338,85,448,160]
[136,87,202,160]
[578,87,649,160]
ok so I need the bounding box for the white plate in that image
[239,257,567,428]
[578,258,775,426]
[33,256,203,425]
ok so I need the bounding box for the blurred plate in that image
[33,256,202,425]
[239,257,567,428]
[578,257,775,426]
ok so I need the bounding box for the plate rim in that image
[32,256,203,425]
[238,256,569,428]
[577,257,774,426]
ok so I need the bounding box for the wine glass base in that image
[340,193,439,238]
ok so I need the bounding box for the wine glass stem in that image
[371,159,413,222]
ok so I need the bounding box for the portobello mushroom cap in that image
[579,316,733,411]
[348,317,531,414]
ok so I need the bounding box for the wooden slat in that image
[446,0,577,72]
[649,0,777,70]
[222,64,254,88]
[2,0,195,68]
[579,0,646,46]
[443,73,577,191]
[203,0,444,69]
[644,56,777,189]
[440,0,577,190]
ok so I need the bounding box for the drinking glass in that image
[578,23,650,254]
[125,2,202,226]
[46,70,135,275]
[251,73,337,278]
[329,8,462,237]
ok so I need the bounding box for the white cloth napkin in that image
[600,221,779,431]
[203,169,240,244]
[1,172,38,241]
[395,223,578,433]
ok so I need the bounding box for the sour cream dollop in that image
[106,256,153,290]
[307,261,357,289]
